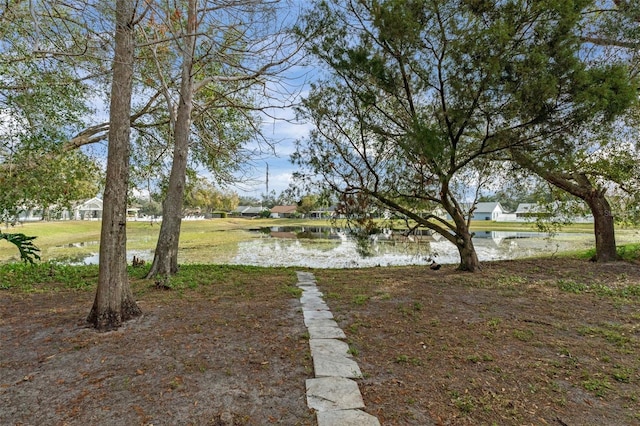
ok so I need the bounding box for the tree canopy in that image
[293,0,637,271]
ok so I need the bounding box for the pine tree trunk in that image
[87,0,141,330]
[146,0,197,279]
[456,230,481,272]
[443,190,481,272]
[586,190,619,262]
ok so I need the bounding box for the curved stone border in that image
[296,271,380,426]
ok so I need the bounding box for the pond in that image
[56,226,599,268]
[229,227,595,268]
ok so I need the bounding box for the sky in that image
[237,106,313,199]
[79,53,316,202]
[0,1,317,202]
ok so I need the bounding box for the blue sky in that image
[76,1,317,201]
[237,106,313,198]
[82,64,315,200]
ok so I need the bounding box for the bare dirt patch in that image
[1,258,639,425]
[313,258,640,425]
[0,270,315,425]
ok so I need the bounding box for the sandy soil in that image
[0,271,315,425]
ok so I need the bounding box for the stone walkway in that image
[296,271,381,426]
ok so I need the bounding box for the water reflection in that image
[228,227,594,268]
[59,249,154,266]
[48,227,595,268]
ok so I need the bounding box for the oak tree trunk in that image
[512,150,620,264]
[545,174,619,262]
[87,0,141,330]
[146,0,197,279]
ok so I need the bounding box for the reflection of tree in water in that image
[352,227,435,260]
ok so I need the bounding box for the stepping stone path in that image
[296,271,381,426]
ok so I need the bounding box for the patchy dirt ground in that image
[0,269,315,426]
[314,259,640,425]
[1,258,640,425]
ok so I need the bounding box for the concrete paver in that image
[303,309,334,324]
[295,271,380,425]
[309,338,350,357]
[306,377,364,411]
[308,325,346,340]
[313,354,362,378]
[316,410,381,426]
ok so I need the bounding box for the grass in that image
[0,261,296,297]
[309,257,640,420]
[0,261,99,291]
[1,218,335,264]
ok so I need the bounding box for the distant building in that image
[470,202,506,221]
[74,197,103,220]
[232,205,266,218]
[308,206,336,219]
[445,202,506,221]
[270,205,298,218]
[512,202,593,223]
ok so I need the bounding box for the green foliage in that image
[1,150,102,222]
[557,279,587,294]
[0,261,98,291]
[578,324,631,348]
[148,264,287,291]
[183,177,240,214]
[582,376,611,397]
[352,294,369,306]
[294,0,634,271]
[0,3,102,221]
[0,232,40,265]
[281,284,302,298]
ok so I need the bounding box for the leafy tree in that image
[294,0,630,271]
[87,0,143,331]
[144,0,300,278]
[184,177,239,213]
[0,1,102,220]
[508,0,639,262]
[238,195,262,206]
[134,197,163,217]
[297,194,318,216]
[0,149,101,223]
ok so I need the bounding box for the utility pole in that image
[265,162,269,195]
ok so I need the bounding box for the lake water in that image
[228,227,595,268]
[57,226,598,268]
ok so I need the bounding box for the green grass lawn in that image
[0,218,335,263]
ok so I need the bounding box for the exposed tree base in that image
[590,253,622,263]
[145,259,179,279]
[457,264,482,272]
[154,275,172,290]
[456,243,481,272]
[86,299,142,332]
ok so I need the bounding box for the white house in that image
[74,197,103,220]
[470,202,506,221]
[513,202,593,223]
